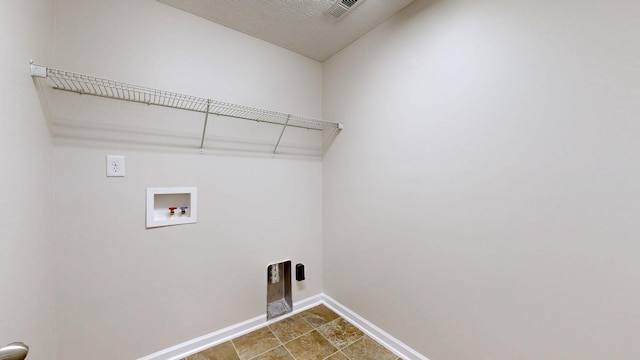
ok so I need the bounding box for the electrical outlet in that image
[106,155,125,177]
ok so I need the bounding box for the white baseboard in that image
[137,293,428,360]
[137,294,323,360]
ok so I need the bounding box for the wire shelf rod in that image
[30,63,343,156]
[200,100,212,151]
[273,114,291,156]
[31,65,342,131]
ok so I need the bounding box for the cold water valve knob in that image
[180,206,188,215]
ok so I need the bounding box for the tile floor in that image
[182,304,402,360]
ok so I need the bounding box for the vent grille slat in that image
[327,0,363,19]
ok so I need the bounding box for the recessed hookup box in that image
[267,260,292,320]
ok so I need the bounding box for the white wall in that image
[323,0,640,359]
[0,1,57,360]
[52,1,323,359]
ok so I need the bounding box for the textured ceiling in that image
[157,0,415,62]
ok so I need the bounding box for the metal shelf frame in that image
[30,63,343,156]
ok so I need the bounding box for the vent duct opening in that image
[327,0,364,19]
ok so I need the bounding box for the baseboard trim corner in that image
[138,293,428,360]
[319,294,429,360]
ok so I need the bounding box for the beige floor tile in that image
[181,307,403,360]
[232,327,281,360]
[341,336,398,360]
[284,330,338,360]
[298,304,340,328]
[184,341,239,360]
[324,351,349,360]
[269,314,314,343]
[249,346,294,360]
[317,318,364,349]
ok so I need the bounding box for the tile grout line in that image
[267,323,298,360]
[229,339,241,359]
[278,334,298,360]
[315,317,346,359]
[299,315,341,360]
[244,326,285,360]
[302,310,344,356]
[281,314,319,360]
[321,349,352,360]
[271,308,342,360]
[190,305,391,360]
[268,321,299,360]
[315,317,364,360]
[296,309,364,360]
[320,299,408,360]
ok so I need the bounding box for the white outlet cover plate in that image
[106,155,125,177]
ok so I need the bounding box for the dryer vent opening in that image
[327,0,365,19]
[267,260,292,320]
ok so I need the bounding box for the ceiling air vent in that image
[327,0,364,19]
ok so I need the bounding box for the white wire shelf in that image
[30,64,343,155]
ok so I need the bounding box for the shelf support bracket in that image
[322,124,343,156]
[272,114,291,157]
[199,100,212,154]
[30,62,47,78]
